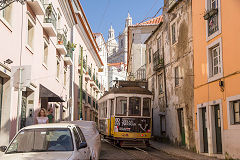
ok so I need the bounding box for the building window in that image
[232,101,240,124]
[175,66,179,87]
[207,39,223,82]
[171,23,176,44]
[121,39,123,48]
[43,39,48,66]
[158,73,163,94]
[149,48,152,64]
[0,4,12,25]
[205,0,221,40]
[56,59,60,79]
[27,20,34,49]
[207,0,219,36]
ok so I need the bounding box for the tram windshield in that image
[116,97,127,116]
[129,97,141,116]
[143,98,151,117]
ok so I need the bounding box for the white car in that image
[70,121,101,160]
[0,123,91,160]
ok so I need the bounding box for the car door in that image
[72,127,89,160]
[76,126,91,158]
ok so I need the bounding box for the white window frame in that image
[26,11,36,53]
[0,3,13,31]
[64,67,67,86]
[56,57,60,81]
[207,38,223,82]
[205,0,222,41]
[43,37,49,68]
[170,19,178,45]
[227,95,240,130]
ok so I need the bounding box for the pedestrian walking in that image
[47,107,55,123]
[36,108,48,124]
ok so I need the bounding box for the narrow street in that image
[100,140,188,160]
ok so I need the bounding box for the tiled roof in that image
[135,15,163,26]
[108,62,124,66]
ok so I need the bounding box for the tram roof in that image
[104,86,152,96]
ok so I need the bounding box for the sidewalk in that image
[150,140,221,160]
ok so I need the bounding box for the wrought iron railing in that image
[57,29,67,47]
[43,3,57,30]
[153,50,164,71]
[88,66,92,77]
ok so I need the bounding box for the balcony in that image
[27,0,45,15]
[56,29,67,55]
[43,3,57,37]
[64,53,73,66]
[78,58,87,73]
[84,66,91,81]
[153,50,164,71]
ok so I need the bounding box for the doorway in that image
[177,108,185,146]
[0,77,3,127]
[20,92,27,129]
[213,104,222,154]
[202,107,208,153]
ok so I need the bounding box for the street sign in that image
[11,65,31,91]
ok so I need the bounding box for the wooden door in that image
[214,105,222,153]
[202,108,208,153]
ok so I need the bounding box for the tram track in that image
[103,139,186,160]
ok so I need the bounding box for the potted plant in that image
[66,41,77,51]
[204,8,218,20]
[46,4,53,21]
[57,33,63,45]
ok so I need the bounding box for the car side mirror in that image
[0,146,7,152]
[78,142,87,149]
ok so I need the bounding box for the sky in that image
[80,0,164,41]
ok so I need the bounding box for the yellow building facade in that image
[193,0,240,158]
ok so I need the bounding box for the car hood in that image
[0,151,73,160]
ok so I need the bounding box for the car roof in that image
[23,123,76,130]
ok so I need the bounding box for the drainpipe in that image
[70,27,74,121]
[79,46,83,120]
[162,34,168,108]
[16,4,24,131]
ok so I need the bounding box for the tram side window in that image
[110,99,114,116]
[129,97,141,116]
[100,101,107,118]
[116,97,127,116]
[143,98,151,117]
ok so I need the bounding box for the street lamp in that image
[0,0,27,10]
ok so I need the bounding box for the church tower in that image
[108,25,115,40]
[125,13,132,28]
[107,25,118,57]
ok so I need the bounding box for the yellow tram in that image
[98,81,152,147]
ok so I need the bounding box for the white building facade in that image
[0,0,75,146]
[94,33,108,92]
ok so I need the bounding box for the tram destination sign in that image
[114,117,151,133]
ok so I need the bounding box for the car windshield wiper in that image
[5,151,25,154]
[30,149,47,152]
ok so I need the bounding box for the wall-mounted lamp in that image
[219,80,224,92]
[4,59,13,64]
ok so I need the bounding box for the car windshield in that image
[6,128,73,154]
